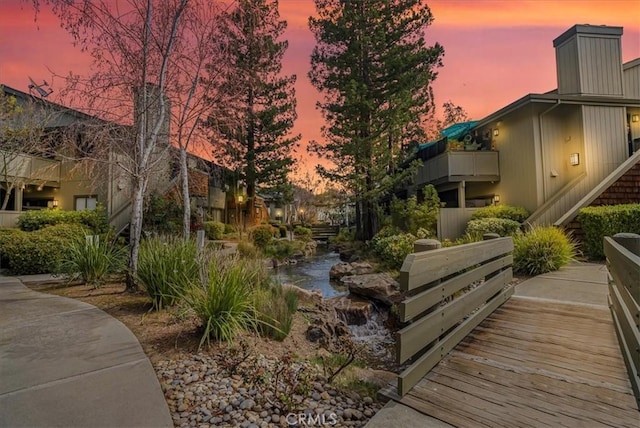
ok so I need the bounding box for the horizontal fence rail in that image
[604,234,640,408]
[394,237,514,396]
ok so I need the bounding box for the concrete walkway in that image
[0,275,172,427]
[365,261,610,428]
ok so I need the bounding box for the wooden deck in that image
[383,296,639,427]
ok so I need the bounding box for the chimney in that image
[553,24,624,97]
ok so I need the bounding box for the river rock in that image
[329,262,374,280]
[305,317,349,344]
[281,283,322,303]
[328,295,374,326]
[341,273,402,305]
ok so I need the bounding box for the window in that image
[75,196,97,211]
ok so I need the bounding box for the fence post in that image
[196,229,206,252]
[612,233,640,256]
[414,239,441,253]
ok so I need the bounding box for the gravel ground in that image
[156,353,382,428]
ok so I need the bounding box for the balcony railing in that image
[1,151,61,183]
[415,150,500,186]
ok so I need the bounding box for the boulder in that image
[329,261,374,280]
[305,317,349,344]
[328,295,374,326]
[281,283,322,303]
[341,273,402,306]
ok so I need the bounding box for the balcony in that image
[415,150,500,186]
[1,151,61,184]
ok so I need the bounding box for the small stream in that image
[271,247,348,298]
[272,246,395,367]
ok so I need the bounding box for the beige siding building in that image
[422,24,640,239]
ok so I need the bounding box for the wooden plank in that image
[610,295,640,410]
[397,268,512,364]
[609,273,640,330]
[605,237,640,302]
[397,285,513,396]
[400,254,513,322]
[399,237,513,291]
[609,281,640,381]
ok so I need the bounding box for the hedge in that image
[17,207,109,234]
[465,218,522,238]
[578,204,640,259]
[2,223,90,274]
[470,205,530,223]
[203,221,225,240]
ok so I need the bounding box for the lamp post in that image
[237,194,244,237]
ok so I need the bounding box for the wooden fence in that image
[393,237,514,396]
[437,207,479,241]
[604,234,640,407]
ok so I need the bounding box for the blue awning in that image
[440,120,479,140]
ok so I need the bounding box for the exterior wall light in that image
[570,153,580,166]
[52,200,59,208]
[632,114,639,123]
[237,194,244,203]
[493,194,500,204]
[493,129,499,137]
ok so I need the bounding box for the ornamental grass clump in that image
[513,226,576,275]
[136,236,199,310]
[253,284,298,341]
[184,255,262,346]
[57,236,125,287]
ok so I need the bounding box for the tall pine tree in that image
[309,0,443,240]
[213,0,299,207]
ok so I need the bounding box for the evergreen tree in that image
[309,0,444,240]
[213,0,299,204]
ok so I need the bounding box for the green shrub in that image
[513,226,576,275]
[17,207,109,233]
[264,239,305,260]
[237,241,260,259]
[136,236,199,310]
[57,237,125,287]
[578,204,640,259]
[330,227,356,244]
[294,226,313,242]
[203,221,225,240]
[465,218,522,239]
[470,205,529,223]
[251,225,275,249]
[389,185,442,235]
[0,228,24,267]
[254,285,298,341]
[183,255,260,346]
[224,223,236,234]
[2,224,89,274]
[143,194,182,235]
[371,232,417,270]
[279,225,288,238]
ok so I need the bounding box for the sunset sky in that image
[1,0,639,173]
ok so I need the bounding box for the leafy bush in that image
[143,194,182,234]
[389,185,441,235]
[513,226,576,275]
[471,205,529,223]
[1,223,89,274]
[224,223,236,234]
[330,227,356,245]
[294,226,313,242]
[465,218,522,239]
[279,225,288,238]
[0,228,24,267]
[578,204,640,259]
[136,236,199,310]
[264,239,305,260]
[237,241,260,259]
[371,232,417,270]
[203,221,225,240]
[254,284,298,341]
[251,225,275,249]
[57,237,125,287]
[17,207,109,233]
[183,255,260,346]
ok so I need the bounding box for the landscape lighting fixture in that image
[570,153,580,166]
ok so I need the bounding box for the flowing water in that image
[271,246,395,367]
[271,247,348,298]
